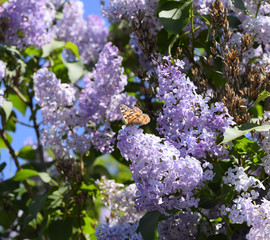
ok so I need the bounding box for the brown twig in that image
[27,89,46,171]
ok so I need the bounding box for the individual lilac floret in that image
[53,0,108,64]
[1,0,55,49]
[0,60,6,80]
[156,57,234,159]
[158,212,200,240]
[117,126,203,213]
[95,222,142,240]
[96,176,145,226]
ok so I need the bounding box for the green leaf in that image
[137,211,160,240]
[254,91,270,105]
[212,163,222,183]
[227,16,241,28]
[65,42,81,61]
[221,184,235,205]
[61,57,86,83]
[39,172,51,183]
[199,196,218,209]
[8,94,27,115]
[48,218,73,240]
[13,169,39,181]
[18,145,37,161]
[221,123,270,144]
[1,100,13,121]
[0,132,12,148]
[23,193,47,228]
[229,0,246,10]
[23,47,41,57]
[158,0,191,34]
[42,39,65,58]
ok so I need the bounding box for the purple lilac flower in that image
[222,197,270,240]
[0,60,6,80]
[53,0,108,64]
[35,43,136,156]
[79,42,135,122]
[79,43,136,153]
[156,57,234,159]
[34,68,91,158]
[117,126,203,213]
[78,42,136,153]
[101,0,160,29]
[96,222,142,240]
[1,0,55,49]
[96,176,145,225]
[222,166,265,195]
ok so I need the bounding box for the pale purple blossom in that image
[156,57,234,159]
[117,125,203,213]
[1,0,55,49]
[53,0,108,64]
[96,176,145,226]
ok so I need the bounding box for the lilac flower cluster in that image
[53,0,108,64]
[117,126,204,213]
[222,166,265,197]
[0,60,6,80]
[101,0,161,31]
[221,197,270,240]
[1,0,55,49]
[156,57,234,159]
[34,43,135,157]
[96,222,142,240]
[96,176,145,225]
[79,42,136,152]
[158,212,200,240]
[33,68,91,158]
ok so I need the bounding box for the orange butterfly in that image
[120,104,150,126]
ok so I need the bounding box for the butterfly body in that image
[120,104,150,126]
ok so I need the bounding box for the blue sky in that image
[1,0,107,180]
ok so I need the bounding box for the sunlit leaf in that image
[13,169,39,181]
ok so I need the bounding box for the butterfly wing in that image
[120,104,141,124]
[130,113,150,126]
[120,104,150,126]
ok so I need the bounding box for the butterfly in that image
[120,104,150,126]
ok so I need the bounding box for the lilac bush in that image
[0,0,270,239]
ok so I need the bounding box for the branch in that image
[12,86,28,104]
[27,90,46,171]
[11,116,34,128]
